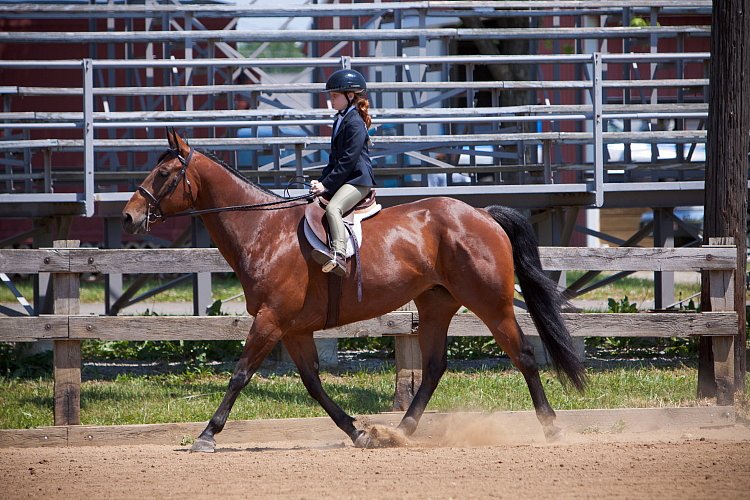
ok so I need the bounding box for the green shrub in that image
[0,343,52,378]
[607,296,638,313]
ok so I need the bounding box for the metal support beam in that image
[82,58,94,217]
[191,218,212,315]
[592,52,604,207]
[653,207,675,309]
[104,217,123,315]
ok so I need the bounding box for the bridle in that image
[138,146,195,230]
[136,145,316,232]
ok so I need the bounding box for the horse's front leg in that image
[191,312,283,453]
[282,333,363,444]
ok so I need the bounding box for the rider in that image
[309,68,376,277]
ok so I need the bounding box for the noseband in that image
[138,147,195,230]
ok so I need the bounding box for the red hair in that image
[353,95,372,129]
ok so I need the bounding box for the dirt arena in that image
[2,411,750,499]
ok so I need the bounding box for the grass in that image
[1,363,736,430]
[564,271,701,303]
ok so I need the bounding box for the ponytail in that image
[354,95,372,129]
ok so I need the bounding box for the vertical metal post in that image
[184,12,194,114]
[106,10,117,172]
[163,13,172,112]
[542,140,552,184]
[43,148,52,193]
[295,144,303,178]
[552,14,561,167]
[2,94,10,193]
[653,207,675,309]
[394,10,405,170]
[649,7,659,161]
[191,218,212,315]
[622,7,632,164]
[33,218,53,315]
[592,52,604,207]
[207,41,216,139]
[104,217,123,315]
[82,59,95,217]
[676,35,685,162]
[125,17,134,177]
[417,7,427,112]
[352,16,360,58]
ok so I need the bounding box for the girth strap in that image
[325,275,343,329]
[323,226,362,329]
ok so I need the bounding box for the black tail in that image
[486,205,586,391]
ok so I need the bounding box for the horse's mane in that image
[198,149,283,200]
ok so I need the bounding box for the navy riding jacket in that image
[318,108,376,193]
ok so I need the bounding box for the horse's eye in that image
[159,169,170,178]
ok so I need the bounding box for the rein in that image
[170,193,316,219]
[138,146,315,229]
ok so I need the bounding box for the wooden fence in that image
[0,240,738,426]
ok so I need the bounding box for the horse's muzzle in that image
[121,211,147,235]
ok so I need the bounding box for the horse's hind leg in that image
[485,310,561,440]
[397,286,460,437]
[282,333,362,443]
[191,313,283,453]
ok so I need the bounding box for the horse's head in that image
[122,129,197,234]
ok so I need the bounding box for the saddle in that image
[303,189,381,258]
[303,190,381,329]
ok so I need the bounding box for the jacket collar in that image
[332,106,356,140]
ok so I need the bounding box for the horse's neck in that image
[196,161,281,267]
[197,162,277,212]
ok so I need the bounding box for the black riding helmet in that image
[325,68,367,93]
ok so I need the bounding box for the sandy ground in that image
[2,419,749,500]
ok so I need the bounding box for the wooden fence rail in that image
[0,241,738,424]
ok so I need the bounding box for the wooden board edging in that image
[0,406,735,449]
[449,311,739,338]
[0,311,737,342]
[0,246,737,274]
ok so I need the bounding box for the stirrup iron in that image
[322,252,346,276]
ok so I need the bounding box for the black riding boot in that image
[311,248,347,277]
[322,251,347,277]
[311,247,333,266]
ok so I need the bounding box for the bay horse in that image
[122,130,586,452]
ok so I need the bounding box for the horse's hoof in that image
[353,430,373,449]
[543,425,564,442]
[397,416,418,436]
[353,426,410,448]
[190,437,216,453]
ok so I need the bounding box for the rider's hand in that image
[310,180,327,196]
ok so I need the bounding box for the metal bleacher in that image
[0,1,719,312]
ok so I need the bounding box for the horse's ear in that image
[173,130,190,157]
[166,127,177,149]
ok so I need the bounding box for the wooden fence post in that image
[53,240,81,426]
[392,302,421,411]
[706,237,735,405]
[392,335,422,411]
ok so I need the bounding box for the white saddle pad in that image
[303,203,381,258]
